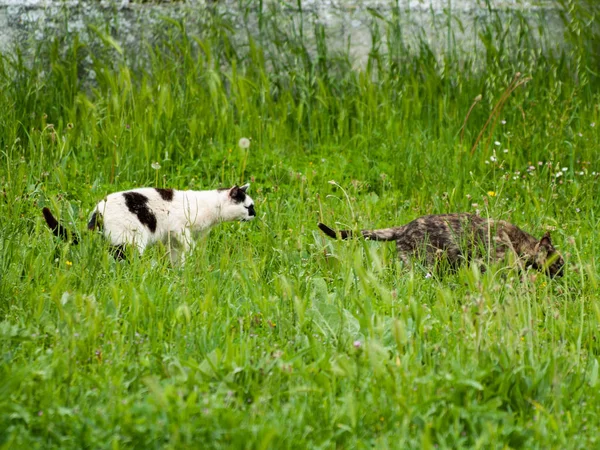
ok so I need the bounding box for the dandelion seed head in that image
[151,162,161,170]
[238,137,251,149]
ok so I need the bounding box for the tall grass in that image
[1,0,599,448]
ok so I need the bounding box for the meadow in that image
[1,1,599,448]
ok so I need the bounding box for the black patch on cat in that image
[247,204,256,216]
[155,188,174,201]
[87,211,103,231]
[42,207,79,244]
[123,192,157,233]
[229,186,246,203]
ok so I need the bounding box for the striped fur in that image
[318,213,565,277]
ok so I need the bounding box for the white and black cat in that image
[43,184,255,263]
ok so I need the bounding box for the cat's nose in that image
[248,205,256,216]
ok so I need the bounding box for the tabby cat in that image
[318,213,564,277]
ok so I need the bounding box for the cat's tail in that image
[42,207,79,244]
[318,222,400,241]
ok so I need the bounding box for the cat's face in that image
[532,233,565,277]
[220,184,256,222]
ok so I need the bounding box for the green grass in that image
[1,0,600,448]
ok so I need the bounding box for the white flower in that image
[425,273,432,279]
[591,123,596,127]
[501,120,506,125]
[353,340,362,349]
[494,141,501,146]
[490,155,497,162]
[238,137,251,149]
[503,148,509,153]
[555,172,563,178]
[151,162,161,170]
[562,167,568,172]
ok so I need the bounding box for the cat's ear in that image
[239,183,250,193]
[539,232,552,248]
[229,185,245,202]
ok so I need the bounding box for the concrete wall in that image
[0,0,563,61]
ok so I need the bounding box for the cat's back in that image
[99,187,175,208]
[404,213,485,233]
[397,213,490,249]
[94,188,178,227]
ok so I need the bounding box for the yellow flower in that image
[66,261,73,267]
[487,191,496,197]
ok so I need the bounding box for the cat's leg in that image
[397,251,411,267]
[104,226,148,260]
[445,246,465,272]
[110,244,128,261]
[167,228,193,265]
[396,241,414,268]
